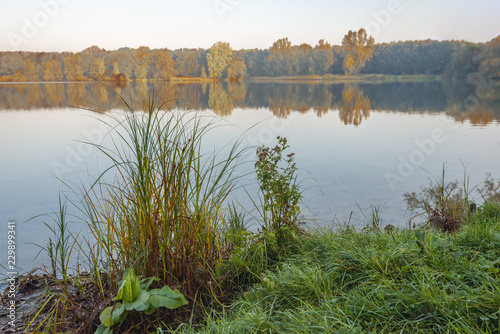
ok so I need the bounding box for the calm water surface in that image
[1,80,499,271]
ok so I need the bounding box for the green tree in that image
[342,29,375,75]
[206,42,233,79]
[444,42,481,78]
[295,43,313,75]
[478,35,500,78]
[312,39,334,75]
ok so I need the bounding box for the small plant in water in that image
[404,167,469,232]
[478,172,500,203]
[255,136,302,246]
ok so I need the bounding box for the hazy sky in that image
[1,0,499,52]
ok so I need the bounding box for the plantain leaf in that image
[99,306,114,327]
[140,276,160,290]
[95,323,113,334]
[124,289,150,311]
[116,268,141,303]
[143,303,156,315]
[111,302,128,324]
[149,286,188,309]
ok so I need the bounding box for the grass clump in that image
[81,95,243,297]
[25,93,248,332]
[404,166,472,232]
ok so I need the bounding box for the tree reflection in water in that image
[337,84,371,126]
[0,80,498,126]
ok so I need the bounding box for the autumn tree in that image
[110,50,134,80]
[201,65,207,79]
[342,29,375,75]
[266,37,297,76]
[81,45,106,78]
[0,53,23,80]
[133,46,150,80]
[62,53,84,81]
[150,49,176,80]
[22,57,38,81]
[90,58,106,80]
[42,58,63,81]
[206,42,233,79]
[227,54,247,81]
[175,49,199,76]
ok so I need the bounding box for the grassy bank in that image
[175,201,500,333]
[9,94,499,333]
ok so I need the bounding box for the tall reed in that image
[80,93,245,297]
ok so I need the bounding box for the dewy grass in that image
[175,202,500,333]
[78,93,246,299]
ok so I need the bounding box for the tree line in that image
[0,30,498,82]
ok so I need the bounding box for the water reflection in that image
[0,80,498,125]
[338,84,371,126]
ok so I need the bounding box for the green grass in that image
[174,201,500,333]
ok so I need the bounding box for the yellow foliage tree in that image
[206,42,233,79]
[342,29,375,75]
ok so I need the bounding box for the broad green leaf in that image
[124,289,150,311]
[144,303,156,315]
[99,306,114,327]
[117,268,141,303]
[114,280,125,301]
[95,323,113,334]
[111,302,127,324]
[140,276,160,290]
[149,286,188,309]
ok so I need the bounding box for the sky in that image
[1,0,499,52]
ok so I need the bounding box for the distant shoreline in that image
[0,74,440,84]
[248,74,439,83]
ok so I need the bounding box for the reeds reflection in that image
[0,80,498,125]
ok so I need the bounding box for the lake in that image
[1,79,499,271]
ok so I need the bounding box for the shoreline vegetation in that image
[0,31,498,84]
[0,73,441,84]
[1,93,500,333]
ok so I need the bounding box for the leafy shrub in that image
[255,136,303,247]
